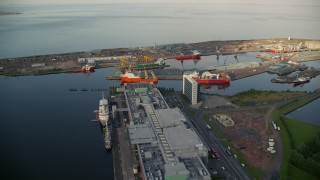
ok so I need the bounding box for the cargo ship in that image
[191,71,230,84]
[72,64,95,73]
[133,58,169,70]
[120,69,158,84]
[176,50,201,60]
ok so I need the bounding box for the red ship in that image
[191,71,230,84]
[120,69,158,84]
[72,64,95,73]
[175,50,201,60]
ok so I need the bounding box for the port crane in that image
[120,58,129,69]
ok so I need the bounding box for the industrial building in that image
[124,83,210,180]
[183,71,200,105]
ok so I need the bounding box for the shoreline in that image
[1,38,320,77]
[0,11,21,15]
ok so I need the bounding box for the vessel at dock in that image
[120,69,158,84]
[293,76,310,86]
[98,93,109,125]
[133,58,169,70]
[98,93,112,150]
[191,71,231,84]
[71,64,95,73]
[104,120,112,150]
[176,50,201,60]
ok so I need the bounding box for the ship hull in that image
[121,77,158,84]
[195,78,230,84]
[133,64,169,70]
[175,54,201,60]
[293,80,310,86]
[71,66,95,73]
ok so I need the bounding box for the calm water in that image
[0,2,320,59]
[0,68,119,179]
[287,98,320,126]
[1,2,320,179]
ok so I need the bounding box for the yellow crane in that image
[143,55,152,64]
[144,69,148,79]
[120,58,129,69]
[151,70,156,79]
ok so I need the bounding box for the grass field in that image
[203,113,265,179]
[228,89,306,106]
[273,97,320,180]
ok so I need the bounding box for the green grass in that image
[288,165,319,180]
[286,117,320,146]
[273,98,320,180]
[228,89,306,106]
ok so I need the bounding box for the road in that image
[177,94,250,179]
[188,112,250,180]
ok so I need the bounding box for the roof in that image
[128,123,156,144]
[164,162,189,177]
[164,126,203,150]
[156,108,186,128]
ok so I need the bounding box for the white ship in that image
[105,120,112,150]
[98,93,109,125]
[98,92,112,150]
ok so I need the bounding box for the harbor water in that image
[1,2,320,179]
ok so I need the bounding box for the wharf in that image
[113,99,135,180]
[1,38,320,77]
[105,61,274,81]
[271,68,320,83]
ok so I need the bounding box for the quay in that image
[105,61,274,81]
[111,83,212,179]
[1,38,320,76]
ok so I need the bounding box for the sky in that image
[1,0,320,5]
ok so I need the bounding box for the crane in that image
[120,58,129,69]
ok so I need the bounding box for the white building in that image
[183,72,199,105]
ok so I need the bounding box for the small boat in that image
[176,50,201,60]
[293,76,310,86]
[191,71,230,84]
[72,64,95,73]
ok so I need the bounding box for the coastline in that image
[0,11,21,15]
[0,38,319,77]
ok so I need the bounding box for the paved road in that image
[113,97,135,180]
[188,111,250,180]
[176,94,250,179]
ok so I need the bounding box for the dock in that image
[1,38,320,76]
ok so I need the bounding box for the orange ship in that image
[120,70,158,84]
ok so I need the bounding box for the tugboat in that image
[72,64,95,73]
[293,76,310,86]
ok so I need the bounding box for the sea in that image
[0,2,320,179]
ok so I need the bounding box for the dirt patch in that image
[213,109,273,170]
